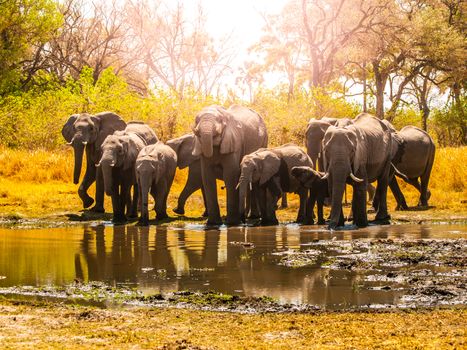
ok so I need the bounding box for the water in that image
[0,224,465,309]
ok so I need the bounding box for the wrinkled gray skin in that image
[193,105,268,225]
[136,142,177,225]
[167,134,213,217]
[380,121,436,209]
[322,113,393,229]
[62,112,126,211]
[97,122,158,222]
[238,144,313,225]
[291,166,329,225]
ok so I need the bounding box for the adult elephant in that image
[97,122,158,222]
[237,144,313,225]
[322,113,393,229]
[62,112,126,211]
[380,121,436,209]
[305,118,337,171]
[306,117,375,203]
[192,105,268,225]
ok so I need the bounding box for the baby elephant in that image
[291,166,329,225]
[136,142,177,225]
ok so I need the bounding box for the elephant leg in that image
[352,179,368,228]
[91,167,105,212]
[419,174,431,207]
[154,179,169,221]
[224,168,241,226]
[79,164,96,209]
[247,186,261,219]
[317,198,325,225]
[373,174,391,224]
[259,187,278,226]
[296,188,308,223]
[280,193,288,209]
[111,184,126,223]
[201,159,222,225]
[389,176,408,210]
[174,166,201,215]
[128,184,139,219]
[304,191,315,225]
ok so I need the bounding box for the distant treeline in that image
[0,0,465,148]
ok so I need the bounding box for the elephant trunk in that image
[328,161,349,230]
[138,173,152,224]
[101,161,114,196]
[72,143,85,184]
[199,122,213,158]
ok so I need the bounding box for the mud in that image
[0,223,466,312]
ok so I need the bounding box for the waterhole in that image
[0,223,465,310]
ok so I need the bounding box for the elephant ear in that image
[349,126,365,176]
[93,112,127,146]
[167,134,197,169]
[62,114,79,143]
[219,109,242,154]
[258,152,281,186]
[192,136,202,157]
[123,135,144,170]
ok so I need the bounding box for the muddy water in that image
[0,224,465,309]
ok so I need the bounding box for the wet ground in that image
[0,223,465,311]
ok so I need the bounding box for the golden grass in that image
[0,146,465,220]
[0,299,465,349]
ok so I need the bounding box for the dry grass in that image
[0,146,465,220]
[0,299,465,349]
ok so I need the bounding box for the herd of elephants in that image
[62,105,436,229]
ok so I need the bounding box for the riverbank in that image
[0,298,465,349]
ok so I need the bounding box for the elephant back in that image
[124,122,158,146]
[227,105,268,156]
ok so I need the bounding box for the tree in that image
[0,0,62,94]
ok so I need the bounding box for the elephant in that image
[192,104,268,226]
[61,112,126,211]
[136,142,177,225]
[237,144,313,225]
[291,166,329,225]
[166,134,209,217]
[379,121,436,209]
[97,122,158,222]
[322,113,393,229]
[305,118,336,171]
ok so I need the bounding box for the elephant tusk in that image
[235,183,240,190]
[66,142,73,146]
[321,172,329,180]
[110,162,115,167]
[95,163,101,168]
[350,172,363,183]
[249,181,252,191]
[82,141,88,145]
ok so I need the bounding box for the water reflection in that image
[0,224,465,308]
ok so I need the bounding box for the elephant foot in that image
[202,210,208,218]
[395,203,409,211]
[225,218,242,226]
[261,218,279,226]
[370,218,391,226]
[127,212,138,220]
[90,205,105,213]
[173,207,185,215]
[206,219,223,227]
[138,218,150,226]
[156,213,169,221]
[303,218,314,225]
[317,219,326,225]
[112,214,127,224]
[81,196,94,209]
